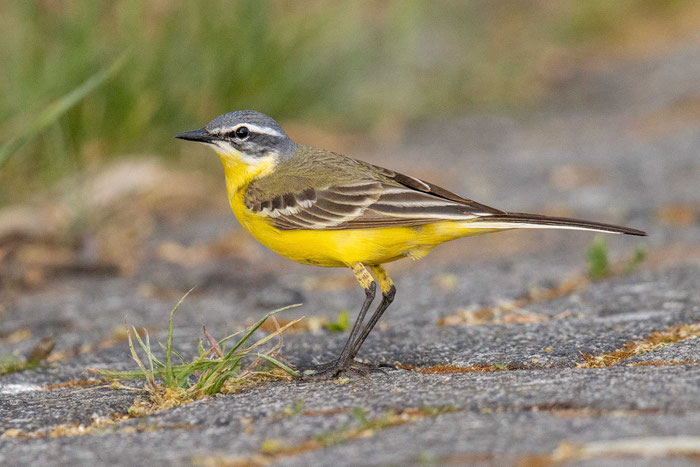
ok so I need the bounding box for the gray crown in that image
[205,110,283,134]
[205,110,296,158]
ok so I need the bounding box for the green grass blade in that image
[0,50,130,168]
[145,331,155,377]
[256,353,299,377]
[127,327,156,391]
[217,329,247,349]
[223,304,301,359]
[166,346,187,366]
[195,351,249,393]
[165,288,195,387]
[203,366,246,395]
[245,316,305,353]
[132,326,165,368]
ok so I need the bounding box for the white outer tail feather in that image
[458,212,646,236]
[459,221,624,234]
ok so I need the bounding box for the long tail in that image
[464,212,646,236]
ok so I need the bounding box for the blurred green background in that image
[0,0,695,205]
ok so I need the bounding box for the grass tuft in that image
[586,236,610,280]
[587,237,647,280]
[95,291,302,412]
[324,310,350,333]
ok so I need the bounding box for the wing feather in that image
[246,180,498,230]
[243,155,504,230]
[376,167,502,216]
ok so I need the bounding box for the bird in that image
[176,110,646,378]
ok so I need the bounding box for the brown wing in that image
[244,169,503,231]
[372,164,504,216]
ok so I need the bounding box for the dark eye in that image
[235,126,249,139]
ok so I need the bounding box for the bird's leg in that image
[350,265,396,360]
[334,264,377,370]
[302,263,376,379]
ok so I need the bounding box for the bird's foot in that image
[299,358,393,380]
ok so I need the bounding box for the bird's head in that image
[176,110,297,172]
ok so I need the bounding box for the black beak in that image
[175,128,214,143]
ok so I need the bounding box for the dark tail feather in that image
[466,212,647,236]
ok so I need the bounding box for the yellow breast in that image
[219,152,491,267]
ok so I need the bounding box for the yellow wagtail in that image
[176,110,646,378]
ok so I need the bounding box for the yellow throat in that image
[217,150,278,197]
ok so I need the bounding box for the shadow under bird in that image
[176,110,646,378]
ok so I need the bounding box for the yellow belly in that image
[230,189,493,267]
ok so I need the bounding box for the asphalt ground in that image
[1,39,700,465]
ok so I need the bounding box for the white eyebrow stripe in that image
[216,124,284,137]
